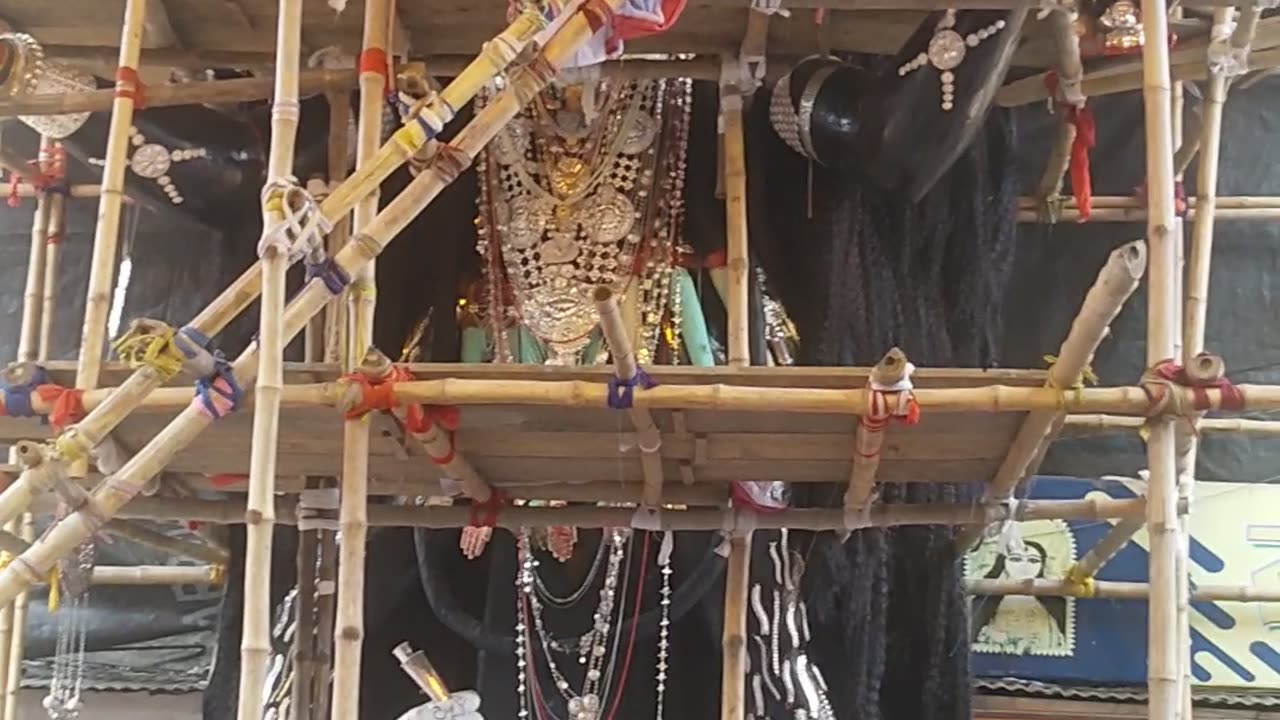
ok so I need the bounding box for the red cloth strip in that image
[1043,71,1095,223]
[34,385,85,433]
[114,67,146,108]
[358,47,390,86]
[467,490,506,528]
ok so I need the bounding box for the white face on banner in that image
[396,690,484,720]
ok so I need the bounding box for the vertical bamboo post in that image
[3,514,32,720]
[74,0,148,404]
[331,0,389,715]
[18,138,52,363]
[40,145,66,362]
[1177,9,1239,717]
[237,0,303,717]
[719,56,751,720]
[1139,2,1181,719]
[720,58,750,368]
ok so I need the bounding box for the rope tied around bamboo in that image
[258,177,334,263]
[843,348,921,524]
[1139,353,1243,432]
[5,144,68,208]
[332,351,464,468]
[1044,352,1099,408]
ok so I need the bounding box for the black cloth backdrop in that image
[0,77,1277,685]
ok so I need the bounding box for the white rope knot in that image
[630,505,662,531]
[257,178,334,262]
[842,504,873,532]
[995,497,1025,555]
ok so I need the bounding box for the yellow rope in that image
[208,564,226,586]
[112,325,185,379]
[1062,564,1097,598]
[47,567,59,612]
[1043,353,1098,409]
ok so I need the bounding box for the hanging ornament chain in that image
[44,536,94,720]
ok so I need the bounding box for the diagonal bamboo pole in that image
[955,240,1147,551]
[594,286,665,508]
[0,6,552,531]
[0,0,627,610]
[331,0,389,708]
[237,0,304,714]
[1138,1,1182,718]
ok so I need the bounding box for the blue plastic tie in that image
[2,365,48,419]
[305,257,351,296]
[606,368,656,410]
[194,359,243,420]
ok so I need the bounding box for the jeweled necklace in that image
[518,528,628,719]
[534,530,609,608]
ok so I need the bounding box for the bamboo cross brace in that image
[956,240,1147,551]
[385,408,492,502]
[1066,413,1280,435]
[843,348,912,513]
[0,0,629,609]
[966,578,1280,603]
[103,518,228,565]
[1067,515,1146,581]
[0,5,552,529]
[593,286,665,509]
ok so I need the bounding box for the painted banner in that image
[966,475,1280,689]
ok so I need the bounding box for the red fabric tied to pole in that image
[1044,71,1096,223]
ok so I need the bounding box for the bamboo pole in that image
[720,60,750,369]
[0,0,627,617]
[331,0,389,709]
[0,520,14,720]
[1066,414,1280,435]
[18,372,1280,419]
[719,56,751,720]
[74,0,148,407]
[594,286,665,509]
[237,0,304,715]
[2,514,31,720]
[955,240,1147,551]
[18,140,52,364]
[966,577,1280,603]
[39,177,66,363]
[16,492,1151,528]
[0,7,551,537]
[1139,1,1181,717]
[8,184,103,199]
[843,348,912,512]
[721,530,750,720]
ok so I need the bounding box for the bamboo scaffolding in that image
[7,184,104,199]
[312,498,337,720]
[843,348,912,512]
[332,0,388,703]
[74,0,148,416]
[0,58,727,119]
[1016,195,1280,223]
[0,520,14,720]
[28,373,1280,418]
[39,163,66,364]
[955,240,1147,551]
[0,7,552,536]
[594,286,665,509]
[238,0,304,714]
[1066,414,1280,435]
[322,91,351,366]
[1138,1,1182,716]
[720,62,751,369]
[966,578,1280,603]
[2,514,31,720]
[17,141,51,363]
[0,0,629,614]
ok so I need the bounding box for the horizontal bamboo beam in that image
[19,376,1280,418]
[967,577,1280,603]
[89,564,222,586]
[1066,414,1280,435]
[22,494,1148,529]
[0,58,725,118]
[1018,196,1280,223]
[7,184,106,199]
